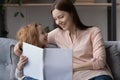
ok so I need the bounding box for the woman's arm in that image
[73,60,93,72]
[91,27,106,69]
[73,27,106,72]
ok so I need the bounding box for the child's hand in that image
[17,55,28,71]
[14,41,23,56]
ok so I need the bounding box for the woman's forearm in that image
[73,60,93,72]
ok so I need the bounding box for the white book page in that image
[23,42,44,80]
[44,48,73,80]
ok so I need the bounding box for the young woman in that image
[15,23,47,80]
[48,0,113,80]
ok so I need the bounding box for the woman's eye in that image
[59,15,64,19]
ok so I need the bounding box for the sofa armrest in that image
[0,38,17,80]
[105,41,120,80]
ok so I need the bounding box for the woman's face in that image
[37,25,48,47]
[52,9,73,30]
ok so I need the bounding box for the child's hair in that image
[17,23,42,47]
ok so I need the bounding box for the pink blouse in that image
[48,27,112,80]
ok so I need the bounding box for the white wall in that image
[5,0,120,41]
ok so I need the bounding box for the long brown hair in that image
[51,0,92,30]
[17,23,42,47]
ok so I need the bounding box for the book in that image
[23,42,44,80]
[23,42,73,80]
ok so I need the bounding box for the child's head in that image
[17,23,48,48]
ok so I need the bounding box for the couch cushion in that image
[105,41,120,80]
[0,38,17,80]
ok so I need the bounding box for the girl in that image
[15,23,47,80]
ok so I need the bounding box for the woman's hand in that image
[73,61,93,72]
[17,55,28,71]
[73,63,82,72]
[14,41,23,56]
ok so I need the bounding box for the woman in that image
[48,0,113,80]
[15,23,48,80]
[14,0,113,80]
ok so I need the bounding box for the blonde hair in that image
[17,23,42,47]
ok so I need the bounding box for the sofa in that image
[0,37,120,80]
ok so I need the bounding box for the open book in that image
[23,42,73,80]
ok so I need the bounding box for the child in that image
[15,23,48,80]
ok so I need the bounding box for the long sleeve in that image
[15,68,25,80]
[91,27,106,69]
[48,29,57,44]
[47,26,112,80]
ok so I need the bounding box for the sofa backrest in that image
[0,38,17,80]
[105,41,120,80]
